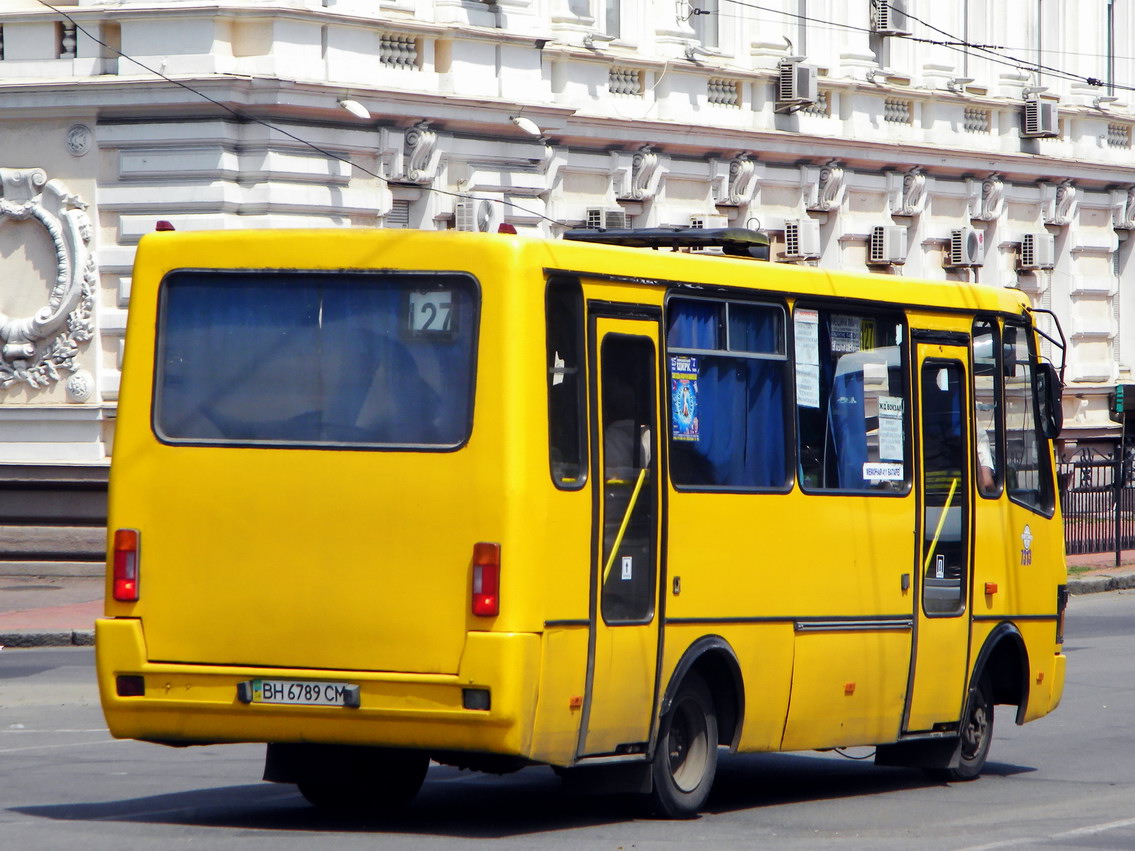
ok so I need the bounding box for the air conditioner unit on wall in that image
[690,214,729,229]
[947,226,985,266]
[455,198,500,233]
[867,225,908,265]
[871,0,911,36]
[1018,232,1056,270]
[783,218,822,260]
[585,207,629,229]
[776,59,818,112]
[1021,98,1060,138]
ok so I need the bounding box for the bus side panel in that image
[779,630,910,750]
[528,628,589,765]
[712,624,795,753]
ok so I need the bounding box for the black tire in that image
[925,675,994,782]
[650,672,718,819]
[298,749,429,814]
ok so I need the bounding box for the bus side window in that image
[1003,323,1056,516]
[972,319,1004,498]
[794,308,909,493]
[665,297,789,490]
[546,278,588,489]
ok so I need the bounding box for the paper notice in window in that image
[878,417,904,461]
[877,395,904,461]
[863,462,904,482]
[794,308,819,366]
[796,363,820,409]
[830,314,862,353]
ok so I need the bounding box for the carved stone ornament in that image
[0,168,96,391]
[970,172,1005,222]
[890,166,927,217]
[402,121,439,185]
[627,146,662,202]
[1112,185,1135,230]
[725,155,759,207]
[1044,179,1078,227]
[804,159,845,212]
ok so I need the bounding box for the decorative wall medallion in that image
[0,168,96,390]
[66,124,93,157]
[65,369,93,402]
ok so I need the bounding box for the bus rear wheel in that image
[650,672,717,819]
[297,749,429,814]
[925,675,994,782]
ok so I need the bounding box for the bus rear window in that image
[154,270,478,449]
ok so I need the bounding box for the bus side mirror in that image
[1035,362,1063,439]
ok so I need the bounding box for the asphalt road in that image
[2,591,1134,849]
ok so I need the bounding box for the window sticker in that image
[863,462,904,482]
[830,314,862,353]
[795,362,820,409]
[794,308,820,365]
[670,355,700,442]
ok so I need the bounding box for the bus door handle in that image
[901,573,910,592]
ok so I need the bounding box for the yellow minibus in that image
[97,227,1067,818]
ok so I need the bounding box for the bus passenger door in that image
[905,344,973,733]
[579,317,663,758]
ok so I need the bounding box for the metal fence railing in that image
[1058,446,1135,556]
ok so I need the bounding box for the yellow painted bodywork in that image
[99,229,1066,766]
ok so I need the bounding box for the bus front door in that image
[579,317,663,758]
[905,344,973,732]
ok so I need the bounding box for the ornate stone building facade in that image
[1,0,1133,530]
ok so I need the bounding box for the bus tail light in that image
[472,542,500,617]
[113,529,140,602]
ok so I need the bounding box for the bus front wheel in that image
[925,675,994,782]
[297,749,429,814]
[650,672,717,819]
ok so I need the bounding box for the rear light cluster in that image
[472,542,500,617]
[113,529,140,602]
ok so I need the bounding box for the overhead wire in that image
[33,0,570,228]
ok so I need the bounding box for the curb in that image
[1067,572,1135,595]
[0,629,95,648]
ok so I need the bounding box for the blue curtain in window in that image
[669,304,785,487]
[668,300,719,349]
[829,369,867,488]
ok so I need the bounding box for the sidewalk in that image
[2,552,1134,648]
[0,573,102,647]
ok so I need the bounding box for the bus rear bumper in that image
[95,618,541,757]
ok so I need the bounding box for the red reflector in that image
[113,528,140,602]
[116,675,145,697]
[155,220,175,231]
[497,223,518,234]
[472,542,500,617]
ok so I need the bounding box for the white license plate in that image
[251,679,358,707]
